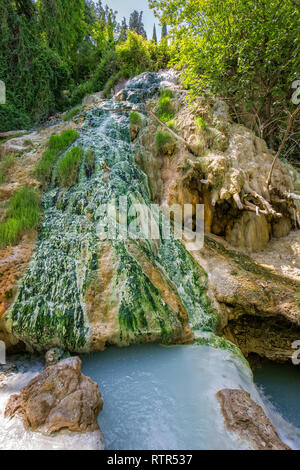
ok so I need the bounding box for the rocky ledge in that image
[217,389,290,450]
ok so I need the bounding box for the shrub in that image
[84,149,96,178]
[157,90,175,123]
[0,155,15,183]
[55,146,84,187]
[116,32,153,77]
[63,107,83,122]
[195,116,208,132]
[35,129,79,184]
[129,111,142,126]
[155,130,173,150]
[0,186,41,248]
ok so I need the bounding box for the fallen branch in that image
[266,104,300,187]
[146,109,190,148]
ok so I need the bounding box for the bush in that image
[0,155,14,183]
[35,129,79,184]
[0,186,41,248]
[155,130,173,150]
[55,146,84,187]
[63,107,83,122]
[129,111,142,126]
[195,116,208,132]
[116,32,153,77]
[157,90,175,123]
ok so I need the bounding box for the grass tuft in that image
[0,155,15,183]
[195,116,208,132]
[155,130,173,151]
[157,90,175,123]
[55,146,84,188]
[84,149,96,178]
[129,111,142,126]
[63,107,83,122]
[0,186,41,248]
[166,119,176,130]
[34,129,79,185]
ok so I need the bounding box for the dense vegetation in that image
[150,0,300,162]
[0,186,41,247]
[1,0,299,161]
[0,0,170,131]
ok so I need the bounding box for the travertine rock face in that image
[226,212,270,252]
[217,389,290,450]
[139,88,297,253]
[190,234,300,363]
[5,357,103,436]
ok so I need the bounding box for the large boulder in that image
[5,357,105,449]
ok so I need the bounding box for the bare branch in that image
[266,104,300,187]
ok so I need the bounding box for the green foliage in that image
[35,129,79,184]
[155,130,173,150]
[157,89,175,122]
[130,111,142,126]
[0,155,14,183]
[195,116,208,132]
[84,149,96,178]
[166,119,176,130]
[0,1,70,131]
[150,0,300,158]
[116,31,154,77]
[55,146,84,188]
[63,107,83,122]
[38,0,87,61]
[0,186,41,248]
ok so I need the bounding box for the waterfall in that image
[0,71,298,450]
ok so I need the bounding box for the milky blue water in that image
[255,361,300,429]
[81,343,257,450]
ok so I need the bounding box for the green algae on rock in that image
[4,72,217,352]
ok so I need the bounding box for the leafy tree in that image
[150,0,300,158]
[0,0,70,131]
[38,0,87,61]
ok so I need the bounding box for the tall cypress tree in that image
[152,24,157,43]
[161,22,168,39]
[129,10,147,38]
[119,17,128,42]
